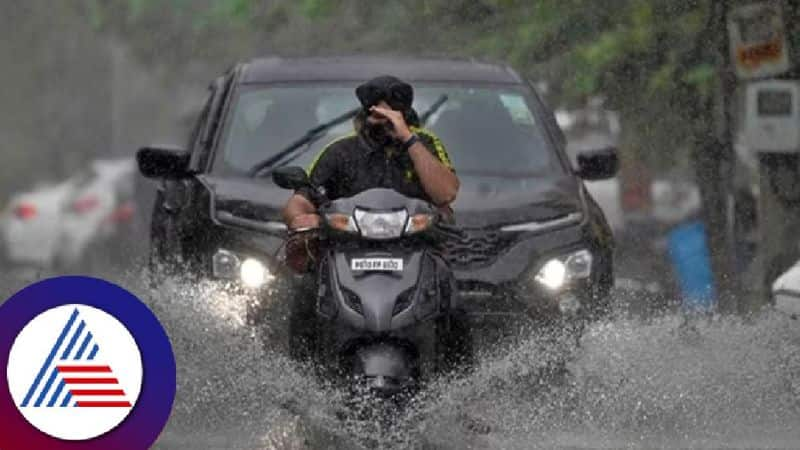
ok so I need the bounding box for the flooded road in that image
[2,268,799,449]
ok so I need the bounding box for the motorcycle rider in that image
[281,75,459,272]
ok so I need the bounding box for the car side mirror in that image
[272,166,311,190]
[576,147,619,180]
[136,146,191,179]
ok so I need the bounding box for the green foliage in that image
[207,0,253,23]
[300,0,334,18]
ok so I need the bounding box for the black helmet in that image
[355,75,414,111]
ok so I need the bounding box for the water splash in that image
[18,268,797,449]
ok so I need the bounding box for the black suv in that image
[138,56,617,320]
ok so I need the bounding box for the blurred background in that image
[1,0,799,311]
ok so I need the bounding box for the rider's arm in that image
[406,131,459,207]
[283,194,319,230]
[281,145,338,230]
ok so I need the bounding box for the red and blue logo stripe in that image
[20,308,130,408]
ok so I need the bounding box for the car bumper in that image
[450,223,588,284]
[206,219,611,319]
[1,222,60,267]
[450,223,610,317]
[773,261,800,317]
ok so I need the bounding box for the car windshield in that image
[214,84,564,177]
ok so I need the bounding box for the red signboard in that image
[728,2,790,79]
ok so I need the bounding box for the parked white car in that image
[57,158,137,266]
[0,180,76,268]
[773,259,800,317]
[0,158,137,269]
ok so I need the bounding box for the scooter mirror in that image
[272,166,310,190]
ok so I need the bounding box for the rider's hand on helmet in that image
[289,213,321,231]
[369,105,413,142]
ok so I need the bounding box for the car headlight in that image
[536,259,568,290]
[212,249,274,289]
[354,209,408,240]
[534,249,593,291]
[240,258,272,288]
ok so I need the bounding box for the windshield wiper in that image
[419,94,448,126]
[248,106,360,177]
[248,94,447,177]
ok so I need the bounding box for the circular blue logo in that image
[0,276,176,449]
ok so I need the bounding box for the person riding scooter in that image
[281,75,459,272]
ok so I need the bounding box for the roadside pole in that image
[685,0,740,315]
[716,0,741,313]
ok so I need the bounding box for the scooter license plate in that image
[351,258,404,272]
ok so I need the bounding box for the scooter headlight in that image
[534,249,593,291]
[354,209,408,240]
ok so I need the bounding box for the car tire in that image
[147,193,184,284]
[585,257,615,320]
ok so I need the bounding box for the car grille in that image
[442,229,517,269]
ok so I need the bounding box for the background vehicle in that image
[557,100,625,235]
[137,56,618,343]
[0,158,137,270]
[773,255,800,318]
[58,158,138,268]
[0,179,75,269]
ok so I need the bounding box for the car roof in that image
[239,56,524,85]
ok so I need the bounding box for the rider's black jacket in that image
[297,126,454,205]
